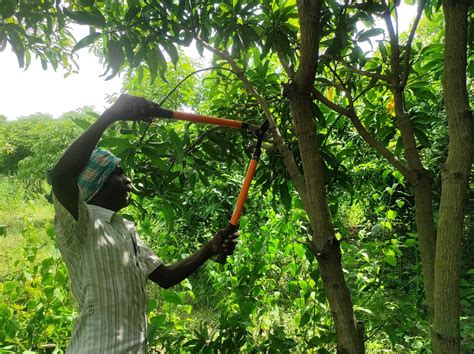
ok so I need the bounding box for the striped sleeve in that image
[53,189,90,248]
[136,235,162,275]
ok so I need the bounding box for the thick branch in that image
[383,2,425,179]
[383,4,399,89]
[400,0,424,89]
[294,0,322,91]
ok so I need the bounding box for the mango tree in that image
[6,0,472,351]
[61,0,473,351]
[63,1,365,351]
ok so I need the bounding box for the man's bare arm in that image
[50,113,116,219]
[149,228,239,288]
[50,95,157,220]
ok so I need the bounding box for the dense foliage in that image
[1,0,473,352]
[1,75,473,353]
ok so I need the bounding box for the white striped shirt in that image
[53,192,162,353]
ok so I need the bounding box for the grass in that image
[0,177,54,277]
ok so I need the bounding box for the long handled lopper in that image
[148,105,269,264]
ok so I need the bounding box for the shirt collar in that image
[88,204,117,223]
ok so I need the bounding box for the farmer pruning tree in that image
[50,94,239,353]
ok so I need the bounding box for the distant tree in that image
[0,114,82,191]
[17,112,54,120]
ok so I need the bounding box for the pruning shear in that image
[148,105,270,264]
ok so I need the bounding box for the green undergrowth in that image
[0,176,472,352]
[0,177,54,277]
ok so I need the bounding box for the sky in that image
[0,5,415,120]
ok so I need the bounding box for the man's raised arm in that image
[50,94,157,219]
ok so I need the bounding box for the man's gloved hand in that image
[103,94,160,123]
[209,224,239,262]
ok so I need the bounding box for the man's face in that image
[93,167,132,211]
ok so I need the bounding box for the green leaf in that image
[379,41,388,59]
[279,182,291,209]
[155,46,168,82]
[386,326,398,346]
[147,299,157,313]
[125,6,141,24]
[65,9,106,27]
[312,104,325,122]
[145,46,158,83]
[386,209,397,220]
[6,24,25,67]
[72,118,92,130]
[164,43,179,66]
[169,130,184,163]
[162,290,182,304]
[384,254,397,266]
[72,32,102,53]
[1,0,17,19]
[147,314,166,343]
[396,199,405,208]
[357,28,384,42]
[106,38,125,77]
[294,243,306,259]
[160,203,175,230]
[413,128,430,147]
[299,310,311,327]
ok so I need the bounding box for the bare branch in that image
[400,0,425,89]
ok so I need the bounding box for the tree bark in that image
[433,0,473,352]
[286,1,364,352]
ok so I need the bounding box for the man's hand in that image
[209,224,239,257]
[148,225,239,288]
[103,94,159,123]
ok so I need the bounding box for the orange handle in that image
[230,159,258,225]
[173,112,244,129]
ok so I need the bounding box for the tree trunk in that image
[432,0,473,352]
[287,1,365,352]
[289,87,364,354]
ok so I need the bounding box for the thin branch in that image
[193,35,309,206]
[400,0,425,89]
[382,3,399,84]
[353,82,386,101]
[158,66,236,106]
[312,87,412,179]
[328,62,348,91]
[311,88,350,117]
[346,92,412,179]
[406,64,443,85]
[383,1,425,176]
[340,60,391,82]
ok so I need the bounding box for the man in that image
[50,94,238,353]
